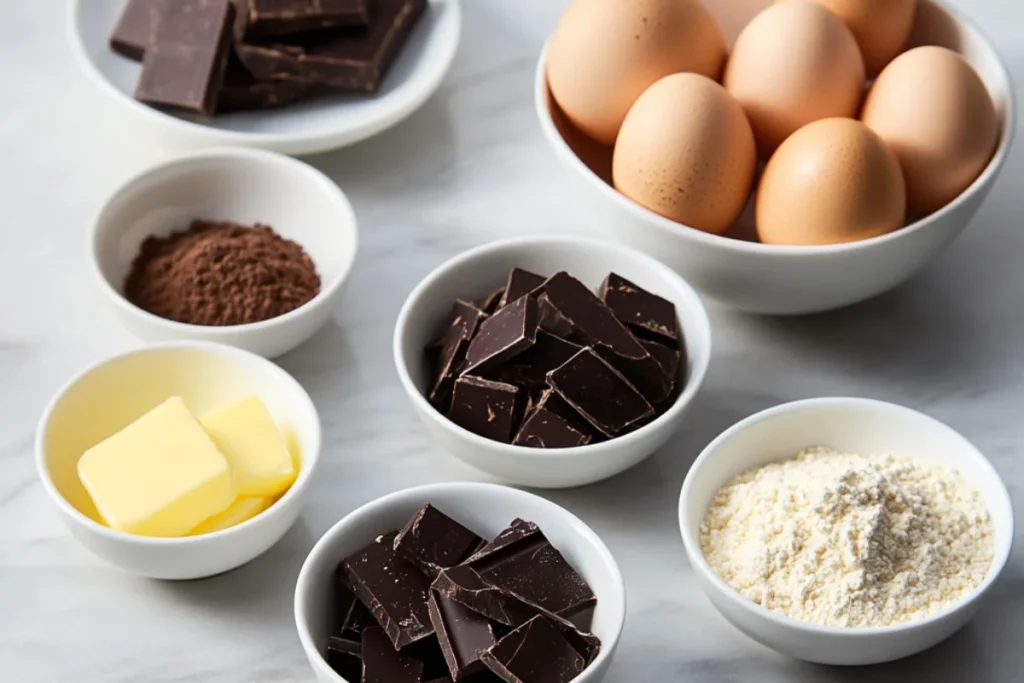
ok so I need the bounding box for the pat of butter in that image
[78,397,235,537]
[190,496,270,536]
[200,397,296,497]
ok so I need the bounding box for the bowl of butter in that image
[35,341,321,579]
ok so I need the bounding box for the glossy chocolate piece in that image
[394,504,486,578]
[537,293,577,339]
[110,0,164,60]
[599,272,679,344]
[547,348,654,436]
[494,331,581,390]
[334,570,375,637]
[462,296,538,376]
[638,339,680,389]
[513,403,591,449]
[428,334,470,410]
[498,268,546,308]
[218,53,309,112]
[362,627,424,683]
[343,532,434,650]
[473,287,505,314]
[449,376,524,443]
[326,635,362,681]
[429,590,496,680]
[242,0,369,37]
[135,0,236,116]
[481,615,585,683]
[427,299,488,351]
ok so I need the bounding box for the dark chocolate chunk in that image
[334,569,375,637]
[343,532,434,650]
[242,0,369,37]
[498,268,546,309]
[462,296,538,376]
[362,627,424,683]
[135,0,236,116]
[217,53,310,112]
[481,615,586,683]
[449,376,524,444]
[599,272,679,344]
[326,635,362,681]
[110,0,164,60]
[537,293,577,339]
[427,299,488,353]
[463,518,543,569]
[547,348,654,437]
[540,272,671,403]
[638,339,680,387]
[429,334,470,411]
[429,590,497,680]
[394,504,487,578]
[236,0,427,92]
[513,404,591,449]
[494,331,581,390]
[473,287,505,315]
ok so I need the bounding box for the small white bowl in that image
[90,147,358,359]
[69,0,461,155]
[35,341,322,580]
[295,482,626,683]
[393,236,712,489]
[678,397,1014,665]
[535,0,1016,315]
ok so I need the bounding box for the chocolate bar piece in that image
[135,0,236,116]
[495,331,581,390]
[326,635,362,681]
[537,293,577,339]
[449,376,524,443]
[110,0,164,60]
[600,272,679,344]
[242,0,369,38]
[427,299,488,352]
[394,504,486,578]
[498,268,546,309]
[481,615,586,683]
[429,590,497,680]
[362,627,424,683]
[334,569,375,637]
[639,339,680,388]
[462,296,538,376]
[513,402,592,449]
[236,0,427,92]
[473,287,505,315]
[547,348,654,437]
[218,54,310,112]
[541,272,671,403]
[429,333,470,410]
[343,532,434,650]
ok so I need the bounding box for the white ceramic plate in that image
[69,0,462,155]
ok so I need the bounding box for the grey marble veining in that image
[1,1,1021,681]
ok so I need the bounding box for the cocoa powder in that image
[124,220,321,326]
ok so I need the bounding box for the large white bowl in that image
[393,236,712,489]
[295,482,626,683]
[35,341,322,580]
[69,0,461,155]
[90,147,358,359]
[678,397,1014,665]
[535,0,1016,315]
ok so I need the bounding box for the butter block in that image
[200,397,297,497]
[190,496,271,535]
[78,397,235,537]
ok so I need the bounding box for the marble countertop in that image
[2,1,1021,680]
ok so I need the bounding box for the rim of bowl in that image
[34,340,323,546]
[534,0,1018,258]
[678,396,1015,636]
[294,481,627,681]
[87,147,359,336]
[66,0,463,148]
[393,235,713,457]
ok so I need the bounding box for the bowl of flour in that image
[678,397,1013,666]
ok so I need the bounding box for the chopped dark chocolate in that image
[429,590,497,680]
[362,627,424,683]
[599,272,679,344]
[429,334,470,410]
[473,287,505,315]
[463,518,542,569]
[547,348,655,437]
[218,52,310,112]
[343,532,434,650]
[110,0,164,61]
[135,0,237,116]
[481,615,586,683]
[242,0,369,38]
[537,293,577,339]
[449,376,524,444]
[326,635,362,682]
[236,0,427,92]
[334,569,375,637]
[513,403,592,449]
[394,504,486,578]
[494,331,581,390]
[462,296,538,376]
[427,299,488,352]
[638,339,680,387]
[498,268,546,308]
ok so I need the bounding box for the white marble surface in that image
[1,1,1022,680]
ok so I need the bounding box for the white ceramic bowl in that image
[69,0,461,155]
[535,0,1016,315]
[393,236,712,489]
[678,397,1014,665]
[295,482,626,683]
[90,147,358,358]
[35,341,322,580]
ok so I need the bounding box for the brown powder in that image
[124,220,321,326]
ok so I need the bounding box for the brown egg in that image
[547,0,727,145]
[801,0,917,77]
[862,46,999,217]
[614,73,757,235]
[757,118,905,245]
[724,1,865,158]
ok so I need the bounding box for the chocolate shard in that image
[217,53,310,112]
[638,337,681,415]
[110,0,165,61]
[236,0,427,92]
[463,518,542,569]
[334,568,375,638]
[547,348,654,437]
[394,504,487,578]
[462,296,539,376]
[540,272,671,403]
[342,532,434,650]
[498,268,546,309]
[426,299,488,353]
[481,615,586,683]
[242,0,369,37]
[449,376,524,444]
[473,287,505,315]
[428,334,470,411]
[135,0,236,116]
[326,635,362,682]
[362,627,424,683]
[494,331,582,390]
[432,566,529,627]
[599,272,680,344]
[428,590,497,680]
[513,404,592,449]
[537,293,577,339]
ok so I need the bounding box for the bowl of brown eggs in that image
[535,0,1015,315]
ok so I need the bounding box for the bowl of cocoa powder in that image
[89,148,358,358]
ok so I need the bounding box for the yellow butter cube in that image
[78,397,235,537]
[190,496,271,535]
[200,397,296,497]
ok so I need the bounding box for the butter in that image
[190,496,271,535]
[78,397,235,537]
[200,397,296,497]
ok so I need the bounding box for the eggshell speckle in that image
[802,0,917,77]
